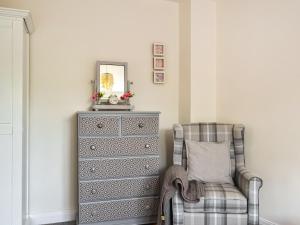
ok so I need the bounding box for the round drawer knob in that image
[145,205,150,210]
[91,210,97,217]
[91,189,96,194]
[90,145,96,150]
[90,167,96,173]
[145,144,150,149]
[97,123,104,129]
[138,122,145,128]
[145,184,151,190]
[145,164,150,170]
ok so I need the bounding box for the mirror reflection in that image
[96,62,127,99]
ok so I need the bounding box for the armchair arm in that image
[172,191,184,225]
[173,124,184,166]
[235,167,263,225]
[172,125,185,225]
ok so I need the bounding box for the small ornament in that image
[108,95,119,105]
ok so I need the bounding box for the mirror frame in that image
[95,61,128,102]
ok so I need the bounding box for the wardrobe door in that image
[0,18,13,225]
[0,135,13,225]
[0,19,13,123]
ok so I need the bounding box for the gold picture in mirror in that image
[96,61,128,100]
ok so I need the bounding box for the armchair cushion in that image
[184,183,247,214]
[185,140,233,184]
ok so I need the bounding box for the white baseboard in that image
[260,217,279,225]
[28,210,76,225]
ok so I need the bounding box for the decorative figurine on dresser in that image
[77,61,160,225]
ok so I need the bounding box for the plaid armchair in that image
[172,123,263,225]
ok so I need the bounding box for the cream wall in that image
[179,0,191,123]
[217,1,300,224]
[179,0,216,123]
[190,0,216,122]
[0,0,179,221]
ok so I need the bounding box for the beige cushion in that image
[185,140,233,184]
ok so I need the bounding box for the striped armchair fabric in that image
[172,123,263,225]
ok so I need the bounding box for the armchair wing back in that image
[173,123,245,177]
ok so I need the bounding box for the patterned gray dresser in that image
[77,111,160,225]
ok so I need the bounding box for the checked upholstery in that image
[172,123,263,225]
[184,183,247,214]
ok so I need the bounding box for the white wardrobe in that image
[0,8,33,225]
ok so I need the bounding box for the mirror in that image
[96,61,128,99]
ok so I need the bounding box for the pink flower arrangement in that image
[120,91,134,100]
[91,92,104,102]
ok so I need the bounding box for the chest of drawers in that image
[77,111,160,225]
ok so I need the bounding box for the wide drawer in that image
[79,197,159,224]
[78,136,159,158]
[121,116,159,136]
[79,157,159,180]
[78,115,120,137]
[79,176,160,203]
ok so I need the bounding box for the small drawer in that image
[122,116,159,136]
[78,115,120,137]
[79,157,159,180]
[78,136,159,158]
[79,197,159,224]
[79,176,160,203]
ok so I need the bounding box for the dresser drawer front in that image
[78,116,120,136]
[79,136,159,158]
[79,176,160,203]
[79,197,159,224]
[79,157,159,180]
[122,116,159,136]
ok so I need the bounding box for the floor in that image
[46,222,75,225]
[46,222,155,225]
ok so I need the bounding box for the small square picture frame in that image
[153,43,165,56]
[153,57,165,70]
[153,71,165,84]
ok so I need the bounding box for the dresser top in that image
[78,111,160,115]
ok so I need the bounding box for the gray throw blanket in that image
[157,165,205,225]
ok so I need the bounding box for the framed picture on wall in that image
[153,42,165,56]
[153,57,165,70]
[153,71,165,84]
